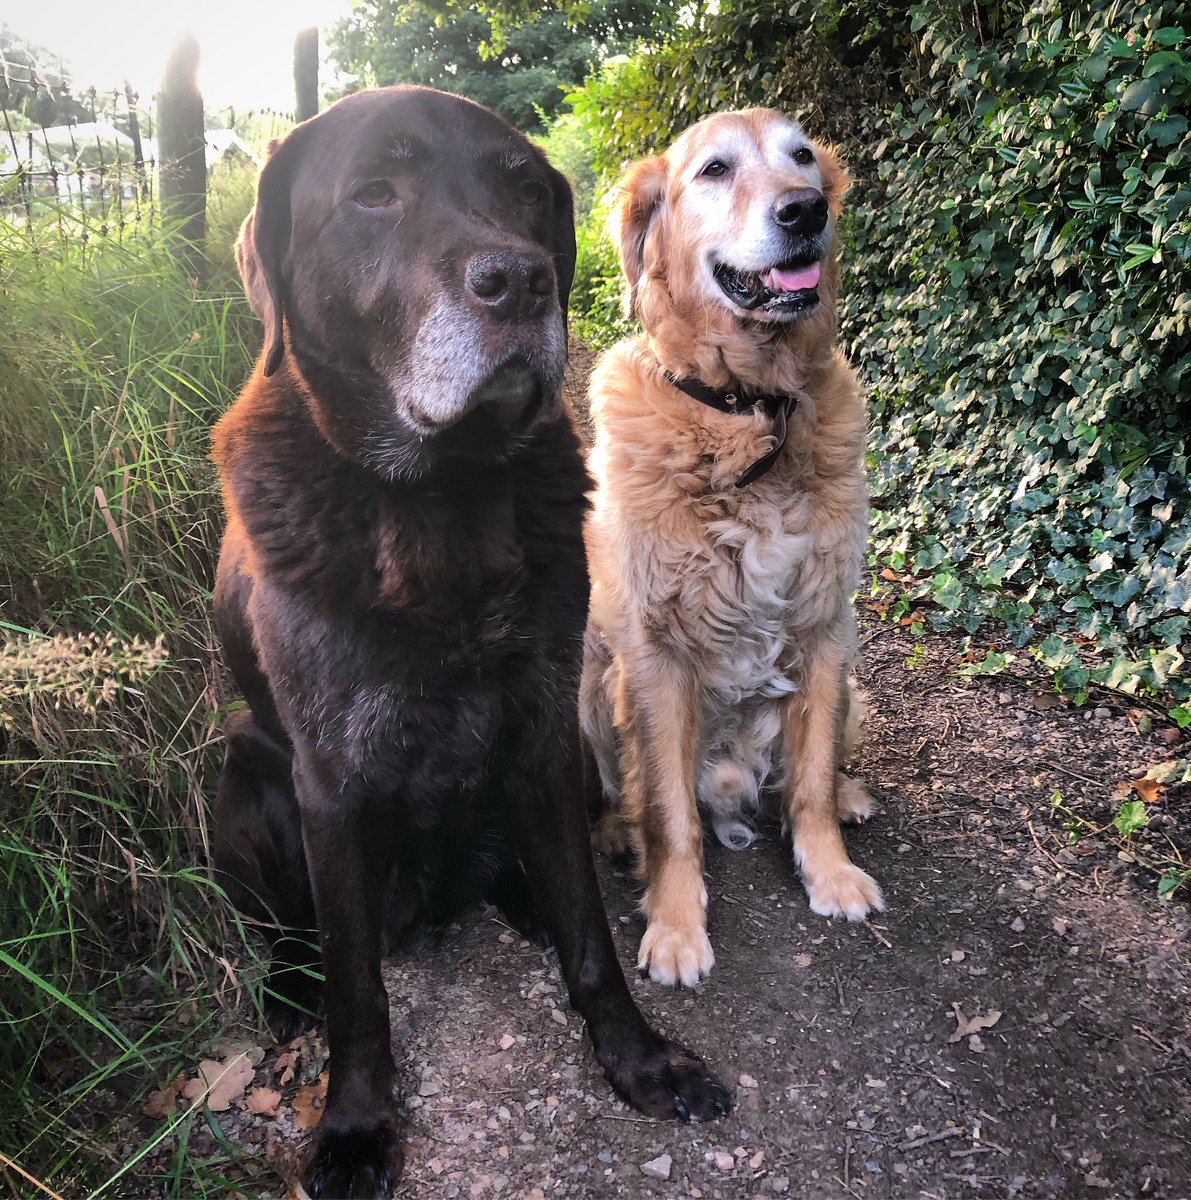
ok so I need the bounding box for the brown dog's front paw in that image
[604,1038,732,1123]
[304,1121,403,1199]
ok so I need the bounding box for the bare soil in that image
[189,614,1189,1200]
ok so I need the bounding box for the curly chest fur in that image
[590,407,867,706]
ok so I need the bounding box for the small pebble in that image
[499,1034,516,1051]
[640,1153,672,1180]
[739,1073,758,1089]
[714,1150,735,1171]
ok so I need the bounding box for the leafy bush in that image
[563,0,1191,704]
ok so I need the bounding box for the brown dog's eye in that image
[355,180,397,209]
[792,147,815,165]
[700,160,729,178]
[518,179,548,206]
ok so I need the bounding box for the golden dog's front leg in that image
[619,651,714,986]
[783,639,884,921]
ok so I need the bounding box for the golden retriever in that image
[580,108,883,988]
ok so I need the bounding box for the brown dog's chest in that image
[370,485,525,621]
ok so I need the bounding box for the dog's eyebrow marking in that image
[496,148,531,172]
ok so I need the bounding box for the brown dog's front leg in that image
[292,750,402,1200]
[504,721,730,1124]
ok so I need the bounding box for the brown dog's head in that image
[611,109,849,380]
[236,86,576,480]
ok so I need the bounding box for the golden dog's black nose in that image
[466,250,554,322]
[773,188,828,235]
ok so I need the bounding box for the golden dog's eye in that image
[792,147,815,165]
[700,160,729,178]
[355,180,396,209]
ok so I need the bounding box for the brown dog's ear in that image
[817,141,852,216]
[546,163,577,317]
[237,133,304,377]
[610,155,667,319]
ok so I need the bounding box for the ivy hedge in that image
[564,0,1190,707]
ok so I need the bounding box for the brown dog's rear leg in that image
[293,751,403,1200]
[211,713,320,1042]
[503,724,730,1124]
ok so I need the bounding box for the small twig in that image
[896,1127,963,1152]
[1132,1024,1173,1054]
[833,966,847,1009]
[834,1175,863,1200]
[1048,761,1110,789]
[1025,819,1089,892]
[868,923,893,949]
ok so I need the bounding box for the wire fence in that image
[0,73,293,253]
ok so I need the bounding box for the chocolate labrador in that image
[210,86,729,1198]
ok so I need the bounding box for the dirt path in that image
[207,614,1189,1200]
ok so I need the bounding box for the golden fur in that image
[581,108,883,987]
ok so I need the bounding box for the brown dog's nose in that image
[465,251,554,322]
[773,189,828,235]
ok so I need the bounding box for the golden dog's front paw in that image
[836,774,875,824]
[638,921,715,987]
[803,863,884,922]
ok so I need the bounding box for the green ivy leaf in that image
[1113,800,1149,838]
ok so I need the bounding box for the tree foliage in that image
[0,26,92,127]
[327,0,667,130]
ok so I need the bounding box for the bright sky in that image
[5,0,358,110]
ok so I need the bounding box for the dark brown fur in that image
[209,87,728,1198]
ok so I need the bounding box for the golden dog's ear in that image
[236,133,305,378]
[609,155,668,319]
[817,142,852,216]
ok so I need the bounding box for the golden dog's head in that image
[612,109,850,371]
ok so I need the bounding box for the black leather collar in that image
[662,371,799,488]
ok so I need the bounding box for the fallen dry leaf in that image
[1128,776,1163,805]
[274,1049,299,1087]
[141,1074,184,1119]
[246,1086,282,1117]
[181,1053,256,1112]
[949,1004,1003,1043]
[294,1072,329,1129]
[1053,918,1069,936]
[793,953,812,968]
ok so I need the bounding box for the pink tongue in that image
[767,262,821,292]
